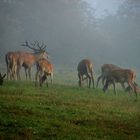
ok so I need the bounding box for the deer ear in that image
[2,74,6,79]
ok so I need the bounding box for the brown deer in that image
[19,41,48,80]
[103,69,138,97]
[5,41,48,80]
[96,64,121,88]
[5,51,20,80]
[0,73,6,85]
[35,58,53,87]
[77,59,94,88]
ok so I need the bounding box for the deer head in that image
[0,73,6,85]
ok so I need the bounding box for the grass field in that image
[0,80,140,140]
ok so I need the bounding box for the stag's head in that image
[21,41,48,59]
[39,50,48,59]
[0,73,6,86]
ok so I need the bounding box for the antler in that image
[21,41,47,53]
[21,41,38,52]
[36,41,47,51]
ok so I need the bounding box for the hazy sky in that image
[0,0,140,73]
[83,0,124,18]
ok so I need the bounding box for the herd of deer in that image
[0,41,139,98]
[4,41,53,87]
[77,59,139,98]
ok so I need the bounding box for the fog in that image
[0,0,140,75]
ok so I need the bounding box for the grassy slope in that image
[0,81,140,140]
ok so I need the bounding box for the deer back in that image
[17,51,47,67]
[77,59,93,75]
[107,69,136,83]
[101,64,121,75]
[37,58,53,74]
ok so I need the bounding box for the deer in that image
[77,59,94,88]
[19,41,48,80]
[96,64,122,88]
[5,51,20,80]
[35,58,53,87]
[5,41,48,80]
[103,69,138,98]
[0,73,6,85]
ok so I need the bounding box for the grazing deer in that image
[103,69,138,97]
[96,64,121,88]
[35,58,53,87]
[77,59,94,88]
[0,73,6,85]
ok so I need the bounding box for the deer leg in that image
[39,71,46,87]
[128,82,137,98]
[14,65,17,80]
[103,79,109,93]
[91,72,94,88]
[86,77,88,87]
[102,76,106,86]
[88,77,91,88]
[133,82,139,98]
[35,70,40,86]
[11,65,14,80]
[39,73,46,87]
[24,68,28,80]
[6,67,8,80]
[86,74,91,88]
[46,75,49,87]
[50,73,53,84]
[7,65,10,80]
[11,64,17,80]
[7,61,12,80]
[17,65,21,80]
[112,80,117,95]
[39,75,43,87]
[9,68,12,80]
[96,74,103,88]
[28,68,31,81]
[42,74,48,87]
[78,73,82,87]
[82,76,87,86]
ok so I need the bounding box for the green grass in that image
[0,81,140,140]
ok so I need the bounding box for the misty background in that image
[0,0,140,82]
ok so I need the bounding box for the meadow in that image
[0,79,140,140]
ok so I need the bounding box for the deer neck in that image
[34,52,44,61]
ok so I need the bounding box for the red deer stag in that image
[5,41,48,80]
[0,73,6,85]
[103,69,138,97]
[96,64,121,88]
[35,58,53,87]
[77,59,94,88]
[20,41,48,80]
